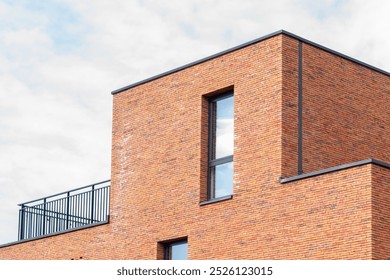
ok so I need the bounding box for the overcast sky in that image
[0,0,389,245]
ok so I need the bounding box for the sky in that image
[1,0,390,245]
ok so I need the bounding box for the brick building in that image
[1,30,390,259]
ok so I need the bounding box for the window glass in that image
[170,241,188,260]
[210,161,233,198]
[215,96,234,159]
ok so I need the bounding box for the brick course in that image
[0,32,389,259]
[301,43,390,173]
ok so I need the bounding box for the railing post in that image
[19,204,25,240]
[90,185,95,223]
[42,198,47,235]
[56,211,59,232]
[66,191,70,229]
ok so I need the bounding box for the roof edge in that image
[112,30,284,95]
[279,158,390,183]
[0,219,109,249]
[282,30,390,77]
[112,30,390,95]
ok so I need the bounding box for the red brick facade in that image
[1,31,389,259]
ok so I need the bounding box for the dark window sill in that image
[199,195,233,206]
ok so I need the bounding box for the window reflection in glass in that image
[210,161,233,198]
[214,96,234,159]
[166,241,188,260]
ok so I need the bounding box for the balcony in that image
[18,180,110,241]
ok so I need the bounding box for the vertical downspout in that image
[298,41,303,175]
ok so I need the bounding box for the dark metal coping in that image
[111,29,390,95]
[297,41,303,175]
[279,158,390,183]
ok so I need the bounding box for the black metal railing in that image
[18,180,110,241]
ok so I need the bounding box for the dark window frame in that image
[163,239,188,260]
[207,91,234,200]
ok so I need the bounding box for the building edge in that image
[111,30,390,95]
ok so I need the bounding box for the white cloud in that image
[3,28,51,47]
[0,0,389,244]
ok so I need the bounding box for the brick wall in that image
[281,35,299,178]
[300,43,390,174]
[109,34,284,259]
[1,32,389,259]
[281,37,390,178]
[372,164,390,259]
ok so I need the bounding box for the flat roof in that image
[112,30,390,95]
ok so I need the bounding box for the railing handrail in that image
[20,185,109,209]
[18,179,110,206]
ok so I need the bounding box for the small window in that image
[208,92,234,199]
[164,240,188,260]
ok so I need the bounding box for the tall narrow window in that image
[164,240,188,260]
[208,92,234,199]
